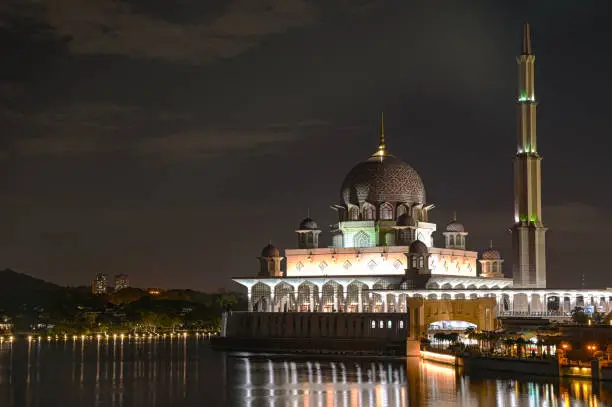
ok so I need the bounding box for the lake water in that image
[0,338,610,406]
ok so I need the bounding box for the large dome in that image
[341,153,426,207]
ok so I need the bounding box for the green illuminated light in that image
[518,92,535,102]
[520,216,527,222]
[530,216,537,222]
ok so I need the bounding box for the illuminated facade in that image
[114,274,129,292]
[232,24,612,324]
[91,273,108,295]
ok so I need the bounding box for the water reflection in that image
[0,339,611,406]
[232,355,612,407]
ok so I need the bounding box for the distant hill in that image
[0,269,62,295]
[0,269,247,313]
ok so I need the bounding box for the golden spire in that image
[376,112,386,156]
[522,23,532,55]
[489,240,493,249]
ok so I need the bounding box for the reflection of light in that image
[306,361,313,384]
[291,362,298,384]
[243,358,252,407]
[379,363,386,384]
[268,360,274,384]
[284,361,290,384]
[421,351,456,365]
[420,361,456,378]
[268,360,274,405]
[243,358,251,385]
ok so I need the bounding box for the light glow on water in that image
[0,340,609,406]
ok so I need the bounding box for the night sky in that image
[1,1,611,290]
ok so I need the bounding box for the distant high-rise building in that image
[91,273,108,295]
[114,274,129,292]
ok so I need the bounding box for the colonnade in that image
[244,279,612,318]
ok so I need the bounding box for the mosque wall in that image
[223,312,409,340]
[285,247,478,278]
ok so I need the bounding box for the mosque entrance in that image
[405,297,497,340]
[428,320,477,332]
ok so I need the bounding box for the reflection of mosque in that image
[227,355,606,406]
[233,24,612,328]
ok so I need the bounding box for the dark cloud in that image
[0,1,611,290]
[2,0,318,63]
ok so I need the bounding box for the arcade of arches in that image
[248,280,612,318]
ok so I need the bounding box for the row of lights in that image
[21,332,213,342]
[0,336,15,343]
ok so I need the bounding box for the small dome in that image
[409,239,428,255]
[298,217,318,230]
[396,213,417,227]
[482,248,501,260]
[261,243,280,257]
[446,220,465,232]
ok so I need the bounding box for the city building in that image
[114,274,129,292]
[91,273,108,295]
[230,24,612,331]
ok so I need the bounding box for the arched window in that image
[380,203,393,220]
[354,231,370,248]
[396,205,407,218]
[349,207,359,220]
[411,256,418,269]
[449,235,455,246]
[364,206,375,220]
[385,232,395,246]
[333,234,343,248]
[418,256,424,268]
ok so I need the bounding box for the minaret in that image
[512,23,547,288]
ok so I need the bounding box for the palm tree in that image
[503,337,516,356]
[515,337,527,358]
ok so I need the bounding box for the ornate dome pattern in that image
[298,217,318,230]
[445,221,465,232]
[340,154,426,207]
[409,239,428,255]
[482,248,501,260]
[261,244,280,257]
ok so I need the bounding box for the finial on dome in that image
[489,239,493,249]
[522,23,532,55]
[376,112,386,156]
[452,211,457,222]
[307,208,310,218]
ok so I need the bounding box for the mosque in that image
[232,24,612,328]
